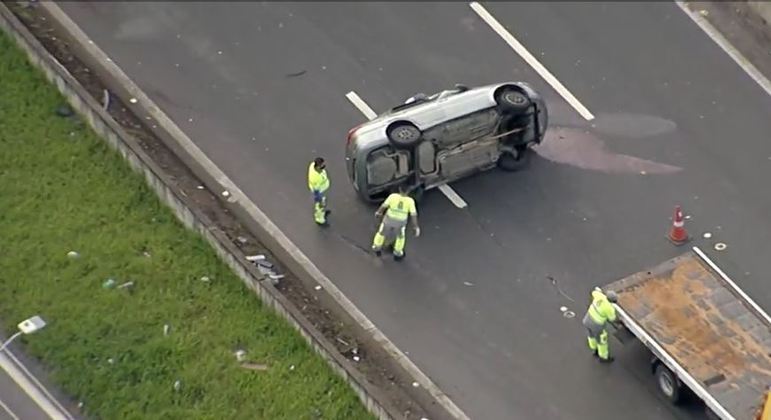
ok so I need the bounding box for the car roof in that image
[352,83,511,142]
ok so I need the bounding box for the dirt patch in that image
[4,2,434,419]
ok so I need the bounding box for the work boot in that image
[393,252,405,261]
[591,350,599,358]
[372,248,382,257]
[598,356,615,364]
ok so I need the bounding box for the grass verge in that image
[0,30,372,420]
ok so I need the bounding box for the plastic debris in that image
[245,254,266,261]
[714,242,727,251]
[77,402,84,409]
[314,285,322,291]
[699,9,708,16]
[560,306,568,312]
[67,251,80,259]
[703,232,712,239]
[353,356,360,362]
[235,349,246,362]
[173,380,181,391]
[196,185,205,190]
[412,382,420,388]
[289,365,295,371]
[563,310,575,319]
[236,236,248,244]
[463,281,474,287]
[200,276,210,282]
[103,278,116,289]
[107,358,114,364]
[143,251,151,258]
[222,190,230,197]
[256,260,273,269]
[129,97,138,104]
[163,324,170,336]
[117,281,134,290]
[241,363,268,371]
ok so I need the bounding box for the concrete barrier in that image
[0,4,431,419]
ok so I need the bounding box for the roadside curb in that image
[0,2,465,420]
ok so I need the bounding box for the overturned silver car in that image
[345,82,548,203]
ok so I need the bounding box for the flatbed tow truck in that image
[605,247,771,419]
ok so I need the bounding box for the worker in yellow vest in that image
[371,185,420,261]
[307,157,330,226]
[583,287,618,363]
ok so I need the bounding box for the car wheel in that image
[386,121,422,149]
[495,86,531,113]
[655,364,682,405]
[497,145,531,172]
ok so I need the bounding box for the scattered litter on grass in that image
[173,380,181,391]
[142,251,151,258]
[703,232,712,239]
[463,281,474,287]
[290,365,295,371]
[77,402,84,409]
[107,358,114,364]
[67,250,80,259]
[234,349,246,362]
[241,363,268,371]
[200,276,210,282]
[117,281,134,290]
[102,278,116,289]
[714,242,727,251]
[163,324,170,336]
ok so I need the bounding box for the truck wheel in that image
[497,145,531,172]
[655,364,682,405]
[495,86,531,113]
[386,121,422,149]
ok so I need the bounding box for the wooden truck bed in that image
[606,248,771,420]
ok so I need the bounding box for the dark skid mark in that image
[286,70,307,78]
[534,127,682,174]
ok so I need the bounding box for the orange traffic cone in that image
[667,205,689,245]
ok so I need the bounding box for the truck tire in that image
[497,145,531,172]
[655,364,683,405]
[495,86,531,113]
[386,121,422,149]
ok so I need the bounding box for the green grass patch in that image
[0,31,372,420]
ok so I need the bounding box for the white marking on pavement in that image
[438,184,468,208]
[345,91,470,209]
[1,350,72,419]
[0,351,68,420]
[469,2,595,121]
[675,1,771,99]
[0,398,20,420]
[344,91,378,121]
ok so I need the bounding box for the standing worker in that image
[371,185,420,260]
[583,287,619,363]
[308,157,330,226]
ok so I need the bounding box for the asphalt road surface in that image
[59,2,771,419]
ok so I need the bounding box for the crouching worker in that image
[371,185,420,261]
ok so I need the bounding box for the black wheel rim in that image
[505,92,526,105]
[393,126,418,142]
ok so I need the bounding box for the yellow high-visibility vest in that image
[383,193,416,222]
[308,163,330,192]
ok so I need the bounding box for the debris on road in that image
[314,285,322,291]
[703,232,712,239]
[412,382,420,388]
[236,236,248,244]
[196,185,205,190]
[463,281,474,287]
[714,242,727,251]
[245,254,265,262]
[128,97,137,104]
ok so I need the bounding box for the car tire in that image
[655,364,682,405]
[386,121,422,149]
[497,145,531,172]
[495,87,531,113]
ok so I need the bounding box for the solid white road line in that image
[1,350,72,419]
[345,90,470,209]
[469,1,595,121]
[0,352,67,420]
[675,1,771,98]
[0,398,20,420]
[345,91,378,121]
[438,184,468,209]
